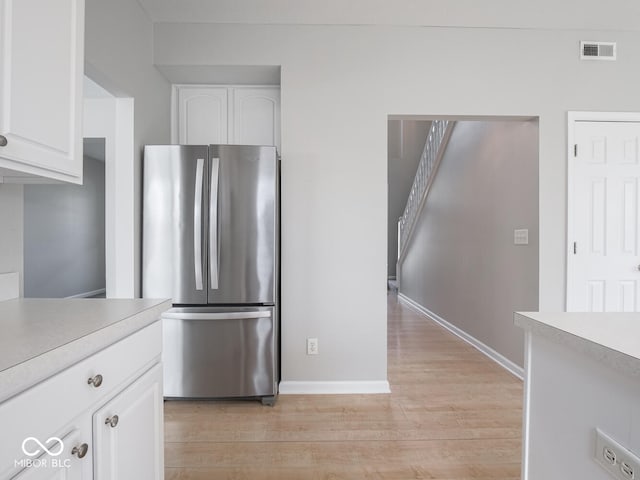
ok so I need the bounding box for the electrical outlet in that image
[595,429,640,480]
[306,338,318,355]
[514,228,529,245]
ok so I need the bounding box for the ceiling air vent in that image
[580,41,616,61]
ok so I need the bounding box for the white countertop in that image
[515,311,640,375]
[0,298,170,402]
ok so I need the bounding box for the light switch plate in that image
[514,229,529,245]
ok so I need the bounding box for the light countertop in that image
[515,311,640,376]
[0,298,170,402]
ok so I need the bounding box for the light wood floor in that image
[164,292,523,479]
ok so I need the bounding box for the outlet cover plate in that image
[595,428,640,480]
[307,338,318,355]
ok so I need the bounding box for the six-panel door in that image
[569,121,640,311]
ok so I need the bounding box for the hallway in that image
[164,292,523,479]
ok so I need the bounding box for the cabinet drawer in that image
[0,321,161,475]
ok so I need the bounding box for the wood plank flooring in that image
[164,292,523,479]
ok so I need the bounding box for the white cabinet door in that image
[0,0,84,183]
[12,428,92,480]
[93,363,164,480]
[231,87,280,151]
[177,87,228,144]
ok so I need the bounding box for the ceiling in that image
[136,0,640,31]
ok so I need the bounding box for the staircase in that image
[396,120,454,269]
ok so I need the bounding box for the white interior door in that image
[568,119,640,311]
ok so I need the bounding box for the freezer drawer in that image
[162,307,277,399]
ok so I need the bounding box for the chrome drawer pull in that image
[105,415,119,428]
[87,374,103,388]
[71,443,88,459]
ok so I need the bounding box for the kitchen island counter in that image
[0,298,170,402]
[515,311,640,377]
[516,311,640,479]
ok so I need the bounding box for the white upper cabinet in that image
[177,87,228,145]
[231,87,280,150]
[175,85,280,152]
[0,0,84,184]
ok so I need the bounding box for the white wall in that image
[84,0,171,297]
[399,120,539,367]
[23,155,105,298]
[0,185,23,294]
[83,97,136,299]
[154,22,640,384]
[388,120,430,278]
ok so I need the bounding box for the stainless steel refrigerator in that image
[142,144,279,405]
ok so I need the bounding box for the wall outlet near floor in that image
[306,337,319,355]
[595,428,640,479]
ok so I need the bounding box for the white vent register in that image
[580,41,617,60]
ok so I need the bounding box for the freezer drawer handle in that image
[194,158,205,291]
[209,157,220,290]
[162,311,272,320]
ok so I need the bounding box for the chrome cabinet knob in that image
[105,415,119,428]
[0,135,7,147]
[87,374,103,388]
[71,443,88,459]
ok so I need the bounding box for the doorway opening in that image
[83,73,135,298]
[388,115,539,375]
[23,139,106,298]
[566,111,640,312]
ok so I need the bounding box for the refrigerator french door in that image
[143,145,278,404]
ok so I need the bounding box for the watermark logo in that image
[14,437,70,470]
[21,437,64,457]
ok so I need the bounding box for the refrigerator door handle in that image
[162,311,272,320]
[193,158,205,291]
[209,157,220,290]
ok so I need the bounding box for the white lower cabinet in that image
[0,322,163,480]
[12,427,92,480]
[93,364,163,480]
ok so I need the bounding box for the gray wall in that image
[399,120,539,367]
[388,120,431,278]
[0,185,24,293]
[0,1,169,300]
[155,21,640,385]
[84,0,172,296]
[24,154,105,298]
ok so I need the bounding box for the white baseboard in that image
[398,293,524,380]
[279,381,391,395]
[66,288,106,299]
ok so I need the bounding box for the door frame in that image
[566,111,640,311]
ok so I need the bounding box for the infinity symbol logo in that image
[21,437,64,457]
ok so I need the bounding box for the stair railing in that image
[397,120,454,267]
